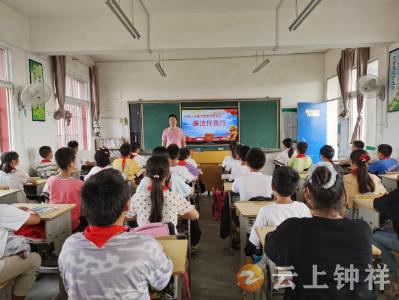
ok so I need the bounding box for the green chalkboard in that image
[142,103,180,150]
[239,100,279,150]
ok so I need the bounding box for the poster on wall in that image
[29,59,45,121]
[388,48,399,112]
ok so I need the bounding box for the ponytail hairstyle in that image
[0,151,19,174]
[282,138,294,158]
[306,164,345,214]
[350,149,375,194]
[146,155,170,223]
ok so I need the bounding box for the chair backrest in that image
[249,196,273,202]
[133,222,175,238]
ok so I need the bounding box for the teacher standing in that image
[162,114,186,148]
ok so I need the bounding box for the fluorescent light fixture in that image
[288,0,322,31]
[155,62,167,77]
[105,0,141,39]
[252,58,270,74]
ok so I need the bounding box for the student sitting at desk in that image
[43,148,84,231]
[185,148,198,168]
[130,142,147,168]
[288,141,312,173]
[264,163,374,300]
[344,149,387,213]
[273,138,296,168]
[112,143,140,182]
[222,142,238,172]
[167,144,195,184]
[368,144,399,175]
[136,146,192,198]
[84,147,111,181]
[178,148,201,177]
[67,140,95,171]
[230,145,250,181]
[232,147,272,201]
[0,151,37,202]
[59,169,173,300]
[372,176,399,296]
[129,155,199,228]
[35,146,59,179]
[320,145,342,174]
[0,204,41,300]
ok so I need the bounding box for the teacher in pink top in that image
[162,114,186,148]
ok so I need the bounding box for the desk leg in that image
[45,211,72,255]
[174,274,182,300]
[239,214,248,264]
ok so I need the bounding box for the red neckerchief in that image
[177,161,187,166]
[382,156,390,160]
[147,182,171,192]
[41,159,51,163]
[351,168,359,175]
[296,154,305,158]
[84,225,128,248]
[121,156,129,171]
[130,153,138,159]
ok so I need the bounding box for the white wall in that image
[98,53,325,140]
[324,44,399,157]
[0,2,93,172]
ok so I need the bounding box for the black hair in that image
[146,155,170,223]
[119,143,132,157]
[238,145,250,162]
[168,114,178,120]
[272,166,300,197]
[39,146,52,159]
[55,147,76,170]
[282,138,294,158]
[178,148,189,161]
[320,145,335,161]
[131,142,141,153]
[246,148,266,170]
[234,144,242,160]
[378,144,393,157]
[0,151,19,173]
[152,146,169,158]
[297,142,308,154]
[352,140,365,150]
[67,140,79,149]
[350,149,375,194]
[94,147,111,168]
[306,166,345,213]
[167,144,180,160]
[82,169,130,226]
[186,148,191,156]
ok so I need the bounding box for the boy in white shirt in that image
[185,148,198,168]
[232,148,272,200]
[130,142,147,168]
[167,144,195,183]
[230,145,250,181]
[245,166,311,261]
[222,142,238,172]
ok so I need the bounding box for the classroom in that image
[0,0,399,299]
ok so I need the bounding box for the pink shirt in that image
[162,127,185,148]
[45,176,84,230]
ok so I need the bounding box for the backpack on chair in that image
[133,222,175,237]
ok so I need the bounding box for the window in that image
[57,75,90,150]
[0,48,11,154]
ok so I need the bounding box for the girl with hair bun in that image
[273,138,297,168]
[264,163,374,299]
[344,149,387,212]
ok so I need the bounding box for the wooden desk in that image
[382,174,398,193]
[24,178,46,197]
[353,196,380,230]
[12,203,75,254]
[235,201,274,262]
[0,189,22,204]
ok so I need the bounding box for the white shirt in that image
[249,202,312,247]
[232,172,272,200]
[0,205,30,270]
[129,191,194,227]
[186,158,198,168]
[170,165,195,183]
[132,154,147,169]
[0,170,30,202]
[84,166,111,181]
[222,156,239,172]
[230,164,250,181]
[273,149,297,167]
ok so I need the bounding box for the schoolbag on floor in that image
[212,188,225,220]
